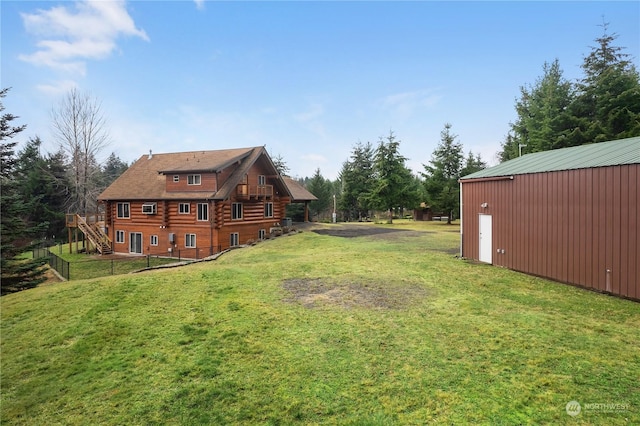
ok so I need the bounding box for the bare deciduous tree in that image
[51,88,110,217]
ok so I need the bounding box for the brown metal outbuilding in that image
[459,137,640,300]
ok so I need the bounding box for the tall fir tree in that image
[500,60,575,161]
[101,152,129,188]
[339,141,375,221]
[368,131,420,223]
[307,168,333,220]
[422,123,463,224]
[15,137,65,241]
[1,89,48,294]
[570,22,640,143]
[460,151,487,178]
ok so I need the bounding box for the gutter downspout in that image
[209,199,214,256]
[459,181,463,258]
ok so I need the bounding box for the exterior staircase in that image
[75,214,112,254]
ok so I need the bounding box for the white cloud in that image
[293,103,326,137]
[19,0,148,75]
[35,79,78,96]
[194,0,205,11]
[378,89,443,119]
[293,103,324,123]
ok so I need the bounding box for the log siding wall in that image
[460,164,639,300]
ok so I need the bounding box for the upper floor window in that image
[197,203,208,221]
[258,175,266,186]
[188,174,201,185]
[117,203,130,219]
[179,203,190,214]
[232,203,243,220]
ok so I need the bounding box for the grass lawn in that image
[2,220,639,425]
[40,246,181,280]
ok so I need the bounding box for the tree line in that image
[287,125,484,225]
[1,88,128,293]
[294,23,639,224]
[500,23,640,160]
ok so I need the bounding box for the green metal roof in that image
[461,136,640,180]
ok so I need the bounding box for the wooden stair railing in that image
[76,215,112,254]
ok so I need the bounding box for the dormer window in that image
[142,203,157,214]
[187,174,201,185]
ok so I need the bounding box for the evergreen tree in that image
[101,152,129,187]
[44,148,72,236]
[339,141,375,221]
[15,137,66,241]
[500,60,575,160]
[422,123,463,224]
[369,131,420,223]
[1,89,48,294]
[271,153,290,176]
[307,168,333,220]
[570,22,640,143]
[460,151,487,178]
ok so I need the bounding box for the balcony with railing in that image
[236,184,273,199]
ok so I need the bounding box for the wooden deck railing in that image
[236,184,273,199]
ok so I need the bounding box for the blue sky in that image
[2,1,639,180]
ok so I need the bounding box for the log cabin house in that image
[90,146,316,258]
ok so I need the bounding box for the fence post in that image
[147,255,150,268]
[111,259,114,275]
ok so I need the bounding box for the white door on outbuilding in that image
[479,214,492,264]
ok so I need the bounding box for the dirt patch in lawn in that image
[312,224,428,240]
[283,278,431,310]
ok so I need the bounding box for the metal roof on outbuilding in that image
[460,136,640,180]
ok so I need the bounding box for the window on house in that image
[197,203,208,221]
[230,233,239,247]
[187,174,201,185]
[150,235,158,246]
[258,175,266,186]
[185,234,196,248]
[264,202,273,218]
[173,175,180,182]
[232,203,243,220]
[117,203,130,219]
[116,230,125,243]
[142,203,157,214]
[179,203,190,214]
[259,229,266,240]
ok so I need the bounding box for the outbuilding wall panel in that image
[461,164,639,301]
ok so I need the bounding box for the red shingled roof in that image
[98,147,316,203]
[98,147,278,201]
